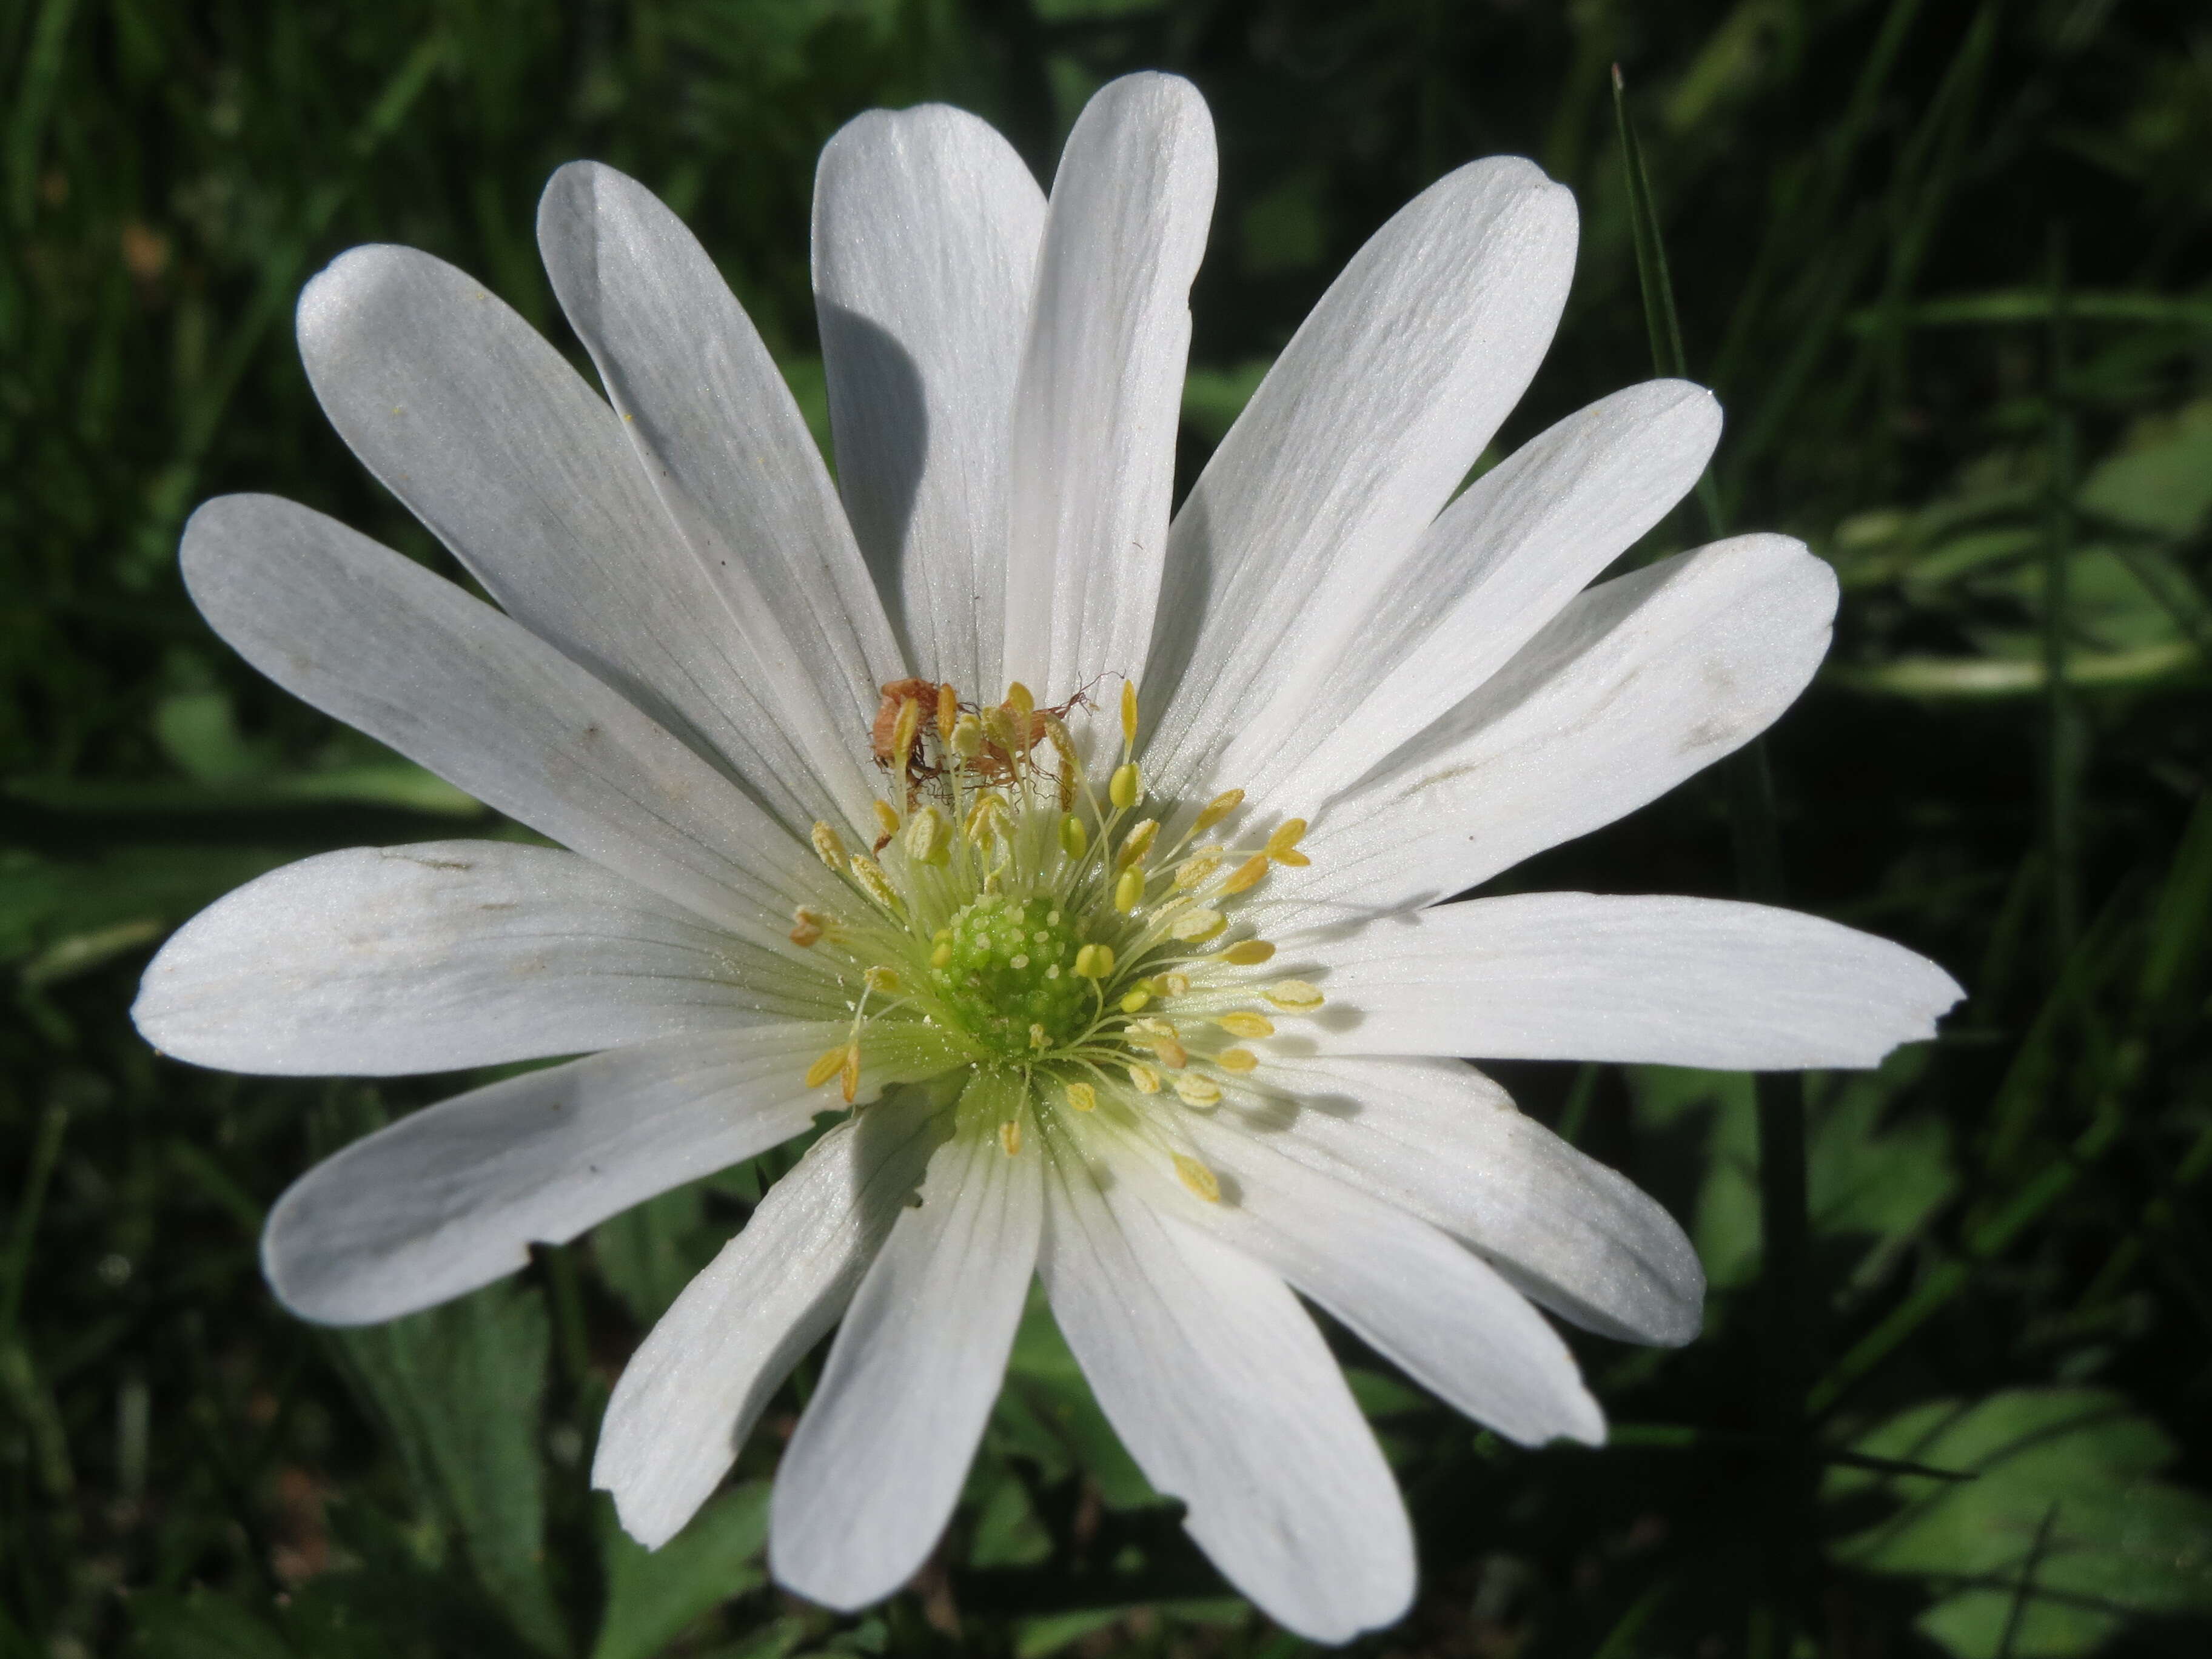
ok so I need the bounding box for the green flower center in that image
[930,894,1088,1057]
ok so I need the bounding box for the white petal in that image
[538,160,900,828]
[1222,1054,1701,1345]
[596,1090,948,1549]
[813,105,1045,692]
[1265,380,1722,804]
[1001,73,1215,708]
[180,495,829,952]
[1283,892,1965,1070]
[133,841,839,1076]
[1133,1117,1603,1448]
[261,1022,902,1326]
[1037,1141,1413,1643]
[1273,534,1840,922]
[770,1128,1042,1609]
[295,243,850,831]
[1146,155,1577,794]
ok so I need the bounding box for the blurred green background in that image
[8,1,2212,1655]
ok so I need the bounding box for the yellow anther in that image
[1220,939,1276,966]
[890,697,921,765]
[1059,813,1089,860]
[789,907,826,948]
[871,799,900,840]
[936,682,959,742]
[1192,789,1244,834]
[951,713,984,759]
[1175,1073,1224,1106]
[1264,980,1325,1012]
[1160,973,1190,996]
[1064,1081,1098,1114]
[811,822,848,872]
[1006,681,1035,718]
[1220,853,1270,895]
[840,1044,860,1104]
[1272,847,1311,868]
[1116,819,1159,870]
[1030,1022,1050,1051]
[1216,1048,1258,1074]
[1172,1153,1221,1202]
[1175,851,1223,890]
[1216,1012,1275,1038]
[999,1118,1023,1156]
[1120,681,1139,748]
[1152,1037,1189,1070]
[1127,1062,1162,1094]
[1110,762,1141,811]
[863,965,900,994]
[1041,714,1082,805]
[848,856,903,915]
[1265,818,1308,859]
[1074,943,1116,979]
[1113,866,1145,913]
[1168,908,1226,943]
[903,805,950,866]
[980,703,1019,755]
[1119,988,1151,1013]
[930,939,954,969]
[805,1046,848,1088]
[1129,1016,1176,1038]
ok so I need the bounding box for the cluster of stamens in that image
[791,676,1322,1200]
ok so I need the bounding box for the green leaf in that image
[592,1483,769,1659]
[330,1282,571,1655]
[999,1288,1158,1511]
[592,1183,712,1328]
[127,1591,295,1659]
[2078,397,2212,536]
[1828,1389,2212,1657]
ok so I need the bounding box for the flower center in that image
[791,675,1324,1195]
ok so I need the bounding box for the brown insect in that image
[868,678,1094,804]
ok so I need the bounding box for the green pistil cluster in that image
[930,894,1087,1057]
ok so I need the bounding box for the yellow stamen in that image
[1065,1081,1098,1113]
[1074,943,1116,979]
[811,822,848,871]
[951,713,984,758]
[1192,789,1244,834]
[1121,681,1139,747]
[1116,819,1158,870]
[1173,1153,1221,1202]
[903,805,950,866]
[863,965,900,993]
[1264,979,1325,1012]
[1114,866,1145,913]
[1216,1048,1258,1074]
[936,682,959,742]
[1216,1012,1275,1038]
[1272,847,1312,868]
[848,855,903,914]
[1175,1073,1224,1105]
[1119,988,1151,1013]
[1265,818,1307,859]
[1152,1037,1189,1070]
[1127,1062,1161,1094]
[1220,853,1270,895]
[1006,681,1035,718]
[805,1046,847,1088]
[1175,851,1222,890]
[1110,762,1141,810]
[890,699,921,768]
[1160,972,1190,996]
[1220,939,1276,966]
[1059,813,1088,859]
[789,907,826,948]
[871,799,900,841]
[930,937,954,969]
[1168,908,1226,943]
[839,1044,860,1103]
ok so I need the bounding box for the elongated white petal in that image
[597,1091,948,1549]
[1147,156,1577,794]
[262,1023,910,1326]
[1222,1054,1701,1345]
[771,1128,1042,1608]
[133,841,840,1076]
[1002,73,1214,707]
[1282,892,1963,1070]
[1271,380,1721,803]
[1132,1118,1603,1447]
[179,495,828,951]
[296,244,846,831]
[1272,535,1839,922]
[1038,1141,1413,1643]
[538,161,899,830]
[814,105,1045,693]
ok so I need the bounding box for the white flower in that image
[132,73,1960,1643]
